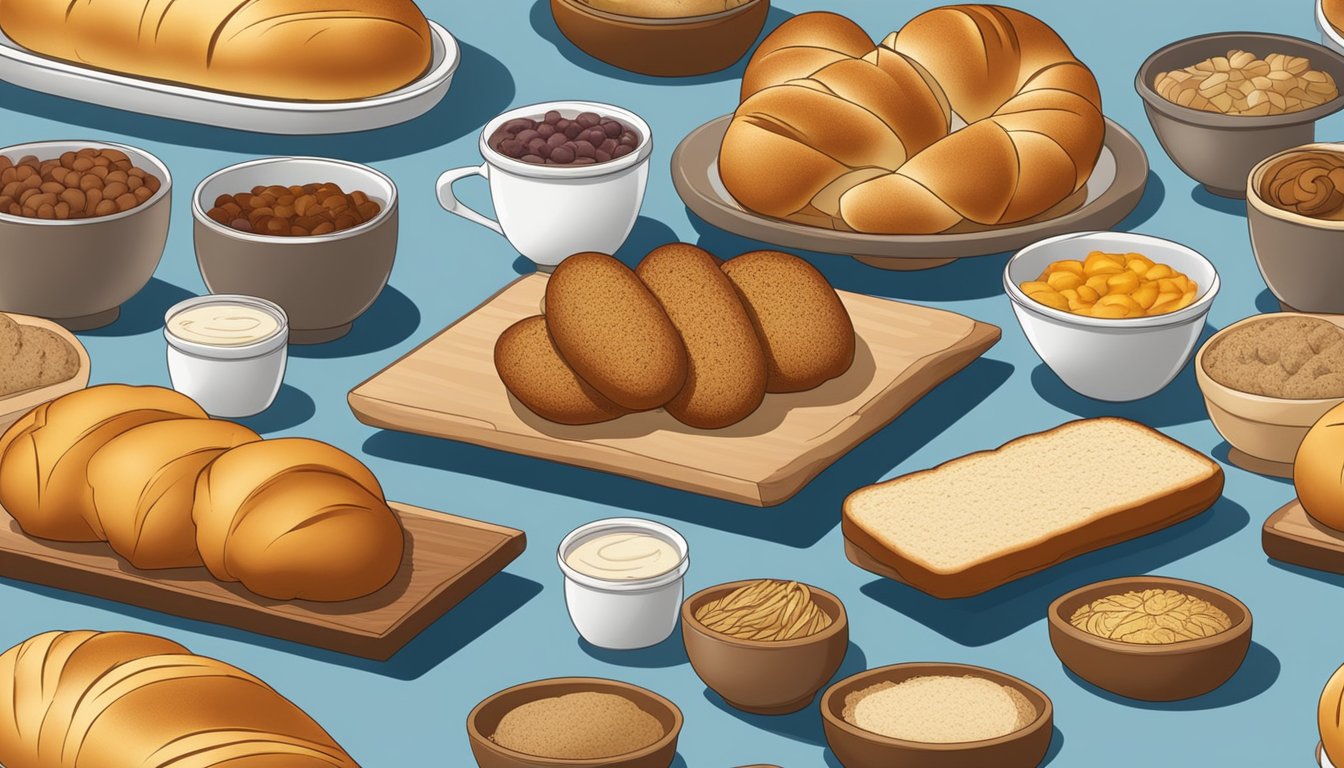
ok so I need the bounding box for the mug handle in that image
[436,164,504,236]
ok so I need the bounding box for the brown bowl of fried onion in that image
[1249,142,1344,312]
[681,579,849,715]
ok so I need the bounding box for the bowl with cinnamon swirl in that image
[1248,143,1344,312]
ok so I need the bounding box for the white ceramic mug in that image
[436,101,653,268]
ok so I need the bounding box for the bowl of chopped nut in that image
[1136,32,1344,197]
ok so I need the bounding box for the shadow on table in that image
[1115,171,1166,232]
[78,277,195,338]
[1191,185,1248,217]
[1061,641,1279,710]
[705,640,866,748]
[528,0,793,86]
[235,384,316,434]
[579,633,688,669]
[1028,323,1215,428]
[687,209,1011,303]
[363,357,1012,548]
[1268,559,1344,587]
[1209,442,1293,485]
[1255,288,1284,314]
[0,571,541,681]
[859,497,1250,646]
[288,285,421,360]
[670,756,688,768]
[0,42,512,162]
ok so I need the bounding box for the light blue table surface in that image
[0,0,1334,765]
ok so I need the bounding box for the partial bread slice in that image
[842,418,1224,598]
[495,315,629,426]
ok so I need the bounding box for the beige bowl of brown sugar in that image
[1196,312,1344,476]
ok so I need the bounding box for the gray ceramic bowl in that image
[1247,142,1344,313]
[1136,32,1344,198]
[192,157,398,345]
[0,140,171,330]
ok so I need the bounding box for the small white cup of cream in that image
[558,518,689,651]
[164,294,288,418]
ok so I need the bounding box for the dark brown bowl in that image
[1135,32,1344,197]
[192,157,398,345]
[820,663,1053,768]
[467,677,682,768]
[682,580,848,715]
[1048,576,1252,702]
[550,0,768,77]
[1247,143,1344,313]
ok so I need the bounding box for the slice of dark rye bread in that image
[545,252,688,411]
[721,250,855,393]
[0,316,79,398]
[494,315,630,425]
[842,418,1225,598]
[636,244,768,429]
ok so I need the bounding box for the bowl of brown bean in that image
[1136,32,1344,198]
[192,156,398,344]
[0,140,171,330]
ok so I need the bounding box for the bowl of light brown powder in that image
[820,662,1053,768]
[467,677,682,768]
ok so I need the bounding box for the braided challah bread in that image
[0,630,361,768]
[720,5,1104,234]
[0,384,405,602]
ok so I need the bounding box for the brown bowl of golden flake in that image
[820,662,1053,768]
[1048,576,1252,702]
[1248,143,1344,313]
[681,579,848,715]
[467,677,682,768]
[1196,313,1344,476]
[1136,33,1344,197]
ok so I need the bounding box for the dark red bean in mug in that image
[504,118,532,134]
[516,129,539,144]
[574,157,597,165]
[522,154,545,164]
[572,140,596,158]
[595,150,611,163]
[544,110,561,124]
[576,112,599,127]
[564,123,582,140]
[537,123,555,138]
[501,140,525,158]
[546,133,567,149]
[528,138,548,154]
[600,138,618,154]
[584,128,605,146]
[620,133,637,147]
[603,121,623,138]
[614,144,634,158]
[549,145,575,164]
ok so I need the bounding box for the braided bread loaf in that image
[720,5,1104,234]
[0,630,360,768]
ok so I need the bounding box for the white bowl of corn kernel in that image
[1005,231,1220,402]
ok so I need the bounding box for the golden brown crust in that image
[636,244,767,429]
[1322,661,1344,766]
[87,418,261,570]
[1295,402,1344,530]
[721,5,1105,234]
[721,251,854,393]
[495,316,629,425]
[193,438,403,602]
[545,252,688,411]
[0,0,432,101]
[0,385,208,542]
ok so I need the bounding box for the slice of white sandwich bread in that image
[842,418,1224,598]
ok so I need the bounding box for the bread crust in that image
[1294,402,1344,530]
[721,251,855,393]
[841,418,1225,598]
[545,252,688,411]
[637,244,767,429]
[495,316,629,425]
[1321,661,1344,766]
[0,0,432,101]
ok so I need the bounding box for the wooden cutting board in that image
[1263,498,1344,575]
[349,274,1000,506]
[0,502,525,660]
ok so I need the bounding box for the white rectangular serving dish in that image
[0,20,459,135]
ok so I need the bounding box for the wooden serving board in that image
[0,502,525,660]
[349,274,1000,506]
[1263,498,1344,575]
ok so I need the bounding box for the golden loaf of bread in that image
[719,6,1104,234]
[0,630,360,768]
[0,0,433,101]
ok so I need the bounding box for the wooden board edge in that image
[349,274,535,402]
[755,319,1002,506]
[1261,498,1344,576]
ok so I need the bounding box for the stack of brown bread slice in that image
[0,384,405,602]
[495,245,855,429]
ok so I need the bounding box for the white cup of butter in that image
[557,517,689,651]
[164,294,288,418]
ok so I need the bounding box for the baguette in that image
[842,418,1224,598]
[0,630,360,768]
[0,0,432,101]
